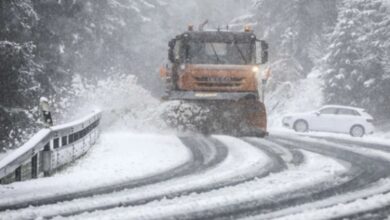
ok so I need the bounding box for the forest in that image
[1,0,389,151]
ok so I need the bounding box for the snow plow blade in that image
[162,94,267,137]
[162,91,261,101]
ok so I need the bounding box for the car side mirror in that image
[256,40,269,64]
[315,112,321,116]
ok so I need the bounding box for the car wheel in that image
[350,125,365,137]
[294,120,308,133]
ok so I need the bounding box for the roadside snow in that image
[272,130,390,164]
[271,129,390,149]
[0,132,190,207]
[374,130,390,139]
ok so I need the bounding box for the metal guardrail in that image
[0,110,102,184]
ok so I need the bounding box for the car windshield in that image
[187,41,254,65]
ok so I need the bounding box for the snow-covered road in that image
[1,131,390,220]
[0,132,192,210]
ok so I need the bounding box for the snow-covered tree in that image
[324,0,390,118]
[0,0,172,150]
[231,0,337,90]
[0,1,43,150]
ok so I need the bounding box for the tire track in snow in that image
[0,135,275,219]
[72,135,390,220]
[274,135,390,220]
[43,136,274,219]
[0,135,225,212]
[62,138,344,220]
[7,133,385,220]
[242,135,390,220]
[145,135,381,220]
[244,138,304,167]
[302,134,390,154]
[152,137,352,220]
[333,203,390,220]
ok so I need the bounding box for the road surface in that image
[1,131,390,219]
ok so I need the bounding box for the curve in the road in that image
[44,136,281,219]
[0,135,226,212]
[241,135,390,220]
[152,135,390,220]
[46,137,309,220]
[300,135,390,220]
[6,133,387,220]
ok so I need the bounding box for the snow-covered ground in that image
[0,132,190,206]
[260,178,390,220]
[2,121,390,219]
[251,135,390,220]
[0,136,354,220]
[275,185,390,220]
[54,145,348,220]
[0,135,272,219]
[270,128,390,147]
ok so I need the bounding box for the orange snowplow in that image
[160,25,269,137]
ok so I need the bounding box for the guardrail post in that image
[15,166,21,181]
[31,154,38,178]
[42,143,51,177]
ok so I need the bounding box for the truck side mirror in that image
[168,39,176,63]
[256,40,269,64]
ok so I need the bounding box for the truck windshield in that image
[187,41,254,65]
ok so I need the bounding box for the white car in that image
[282,105,375,137]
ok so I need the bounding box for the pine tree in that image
[0,0,44,150]
[248,0,337,84]
[324,0,390,119]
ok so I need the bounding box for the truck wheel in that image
[294,120,308,133]
[350,125,365,137]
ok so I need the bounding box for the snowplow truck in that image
[160,26,269,137]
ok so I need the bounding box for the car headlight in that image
[283,116,292,122]
[252,66,259,73]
